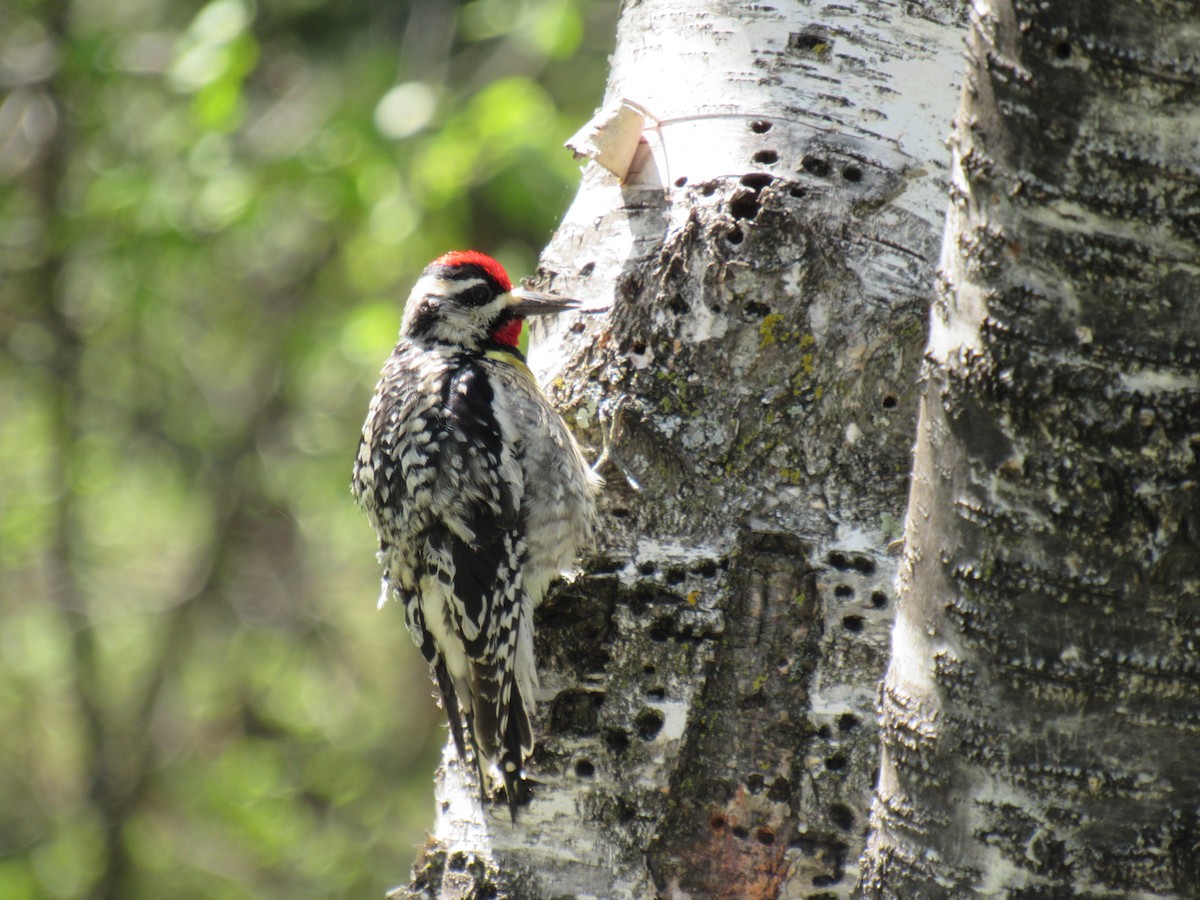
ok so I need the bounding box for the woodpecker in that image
[352,250,600,819]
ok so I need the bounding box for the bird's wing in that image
[424,361,533,789]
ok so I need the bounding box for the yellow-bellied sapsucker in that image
[352,251,599,818]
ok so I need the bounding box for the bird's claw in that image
[592,394,641,492]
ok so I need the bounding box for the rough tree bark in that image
[859,0,1200,896]
[400,1,965,897]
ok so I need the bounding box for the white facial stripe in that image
[462,297,509,322]
[418,275,488,296]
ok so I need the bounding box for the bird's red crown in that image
[434,250,513,292]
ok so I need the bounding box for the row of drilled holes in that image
[673,118,863,193]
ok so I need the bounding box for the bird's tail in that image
[498,681,532,821]
[432,656,468,764]
[470,663,533,821]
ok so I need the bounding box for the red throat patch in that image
[491,318,524,348]
[433,250,513,292]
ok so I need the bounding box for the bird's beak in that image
[506,288,580,317]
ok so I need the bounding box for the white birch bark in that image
[859,0,1200,896]
[398,1,966,896]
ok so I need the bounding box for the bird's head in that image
[400,250,578,352]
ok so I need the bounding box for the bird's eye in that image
[459,284,493,307]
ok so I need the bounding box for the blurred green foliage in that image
[0,0,614,896]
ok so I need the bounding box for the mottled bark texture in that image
[859,1,1200,897]
[400,1,965,897]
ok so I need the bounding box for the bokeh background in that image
[0,0,615,896]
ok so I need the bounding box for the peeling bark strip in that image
[860,1,1200,897]
[399,1,965,896]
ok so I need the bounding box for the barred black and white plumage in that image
[352,251,599,819]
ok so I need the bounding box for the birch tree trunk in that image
[858,0,1200,896]
[400,1,965,896]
